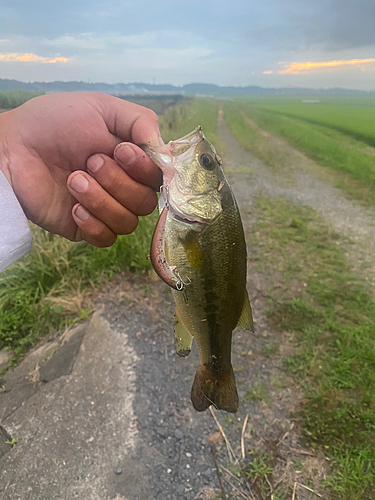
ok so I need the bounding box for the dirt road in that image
[2,111,373,499]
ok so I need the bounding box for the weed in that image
[262,341,279,357]
[5,438,18,447]
[222,414,235,426]
[246,382,269,402]
[246,457,273,481]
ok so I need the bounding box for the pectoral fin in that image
[174,308,193,357]
[236,290,254,332]
[150,207,179,290]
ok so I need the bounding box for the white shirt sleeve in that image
[0,170,32,272]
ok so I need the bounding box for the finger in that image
[113,144,163,191]
[72,203,117,247]
[67,171,139,235]
[96,94,163,147]
[87,153,158,214]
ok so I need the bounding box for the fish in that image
[143,126,253,413]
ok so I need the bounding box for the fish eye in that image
[199,153,216,171]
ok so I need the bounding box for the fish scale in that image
[144,127,253,413]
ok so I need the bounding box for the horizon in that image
[2,78,375,93]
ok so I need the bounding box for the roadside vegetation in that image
[0,90,43,109]
[249,196,375,499]
[223,98,375,206]
[0,216,156,362]
[0,98,219,364]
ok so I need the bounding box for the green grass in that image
[0,90,43,109]
[251,196,375,499]
[245,382,269,402]
[0,98,219,361]
[160,97,220,146]
[0,215,157,361]
[223,100,375,206]
[241,96,375,147]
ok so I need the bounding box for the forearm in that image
[0,111,32,272]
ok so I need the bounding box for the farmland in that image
[239,96,375,147]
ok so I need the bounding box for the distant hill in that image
[0,79,373,95]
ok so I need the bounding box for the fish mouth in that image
[169,126,204,156]
[142,126,205,183]
[142,126,204,159]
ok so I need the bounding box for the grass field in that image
[241,96,375,147]
[224,97,375,206]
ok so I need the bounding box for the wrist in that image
[0,110,14,188]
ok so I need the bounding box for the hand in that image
[0,92,163,246]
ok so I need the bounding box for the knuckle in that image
[99,235,117,248]
[145,108,158,123]
[90,196,106,213]
[122,215,138,235]
[138,189,157,215]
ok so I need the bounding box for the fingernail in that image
[87,155,104,173]
[70,174,89,193]
[74,204,90,220]
[116,145,136,165]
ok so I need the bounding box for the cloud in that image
[279,58,375,74]
[41,32,159,51]
[0,53,68,63]
[263,70,273,74]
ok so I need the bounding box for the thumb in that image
[95,93,163,147]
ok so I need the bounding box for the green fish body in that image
[144,127,252,413]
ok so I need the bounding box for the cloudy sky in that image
[1,0,375,89]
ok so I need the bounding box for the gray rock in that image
[157,427,168,438]
[174,429,183,440]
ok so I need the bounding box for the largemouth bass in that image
[144,127,253,413]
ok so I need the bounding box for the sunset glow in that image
[0,53,68,64]
[279,58,375,74]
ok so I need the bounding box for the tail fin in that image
[190,365,239,413]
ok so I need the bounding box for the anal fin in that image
[174,308,193,357]
[237,289,254,332]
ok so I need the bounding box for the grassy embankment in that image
[0,98,218,364]
[224,97,375,206]
[223,101,375,498]
[0,90,43,109]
